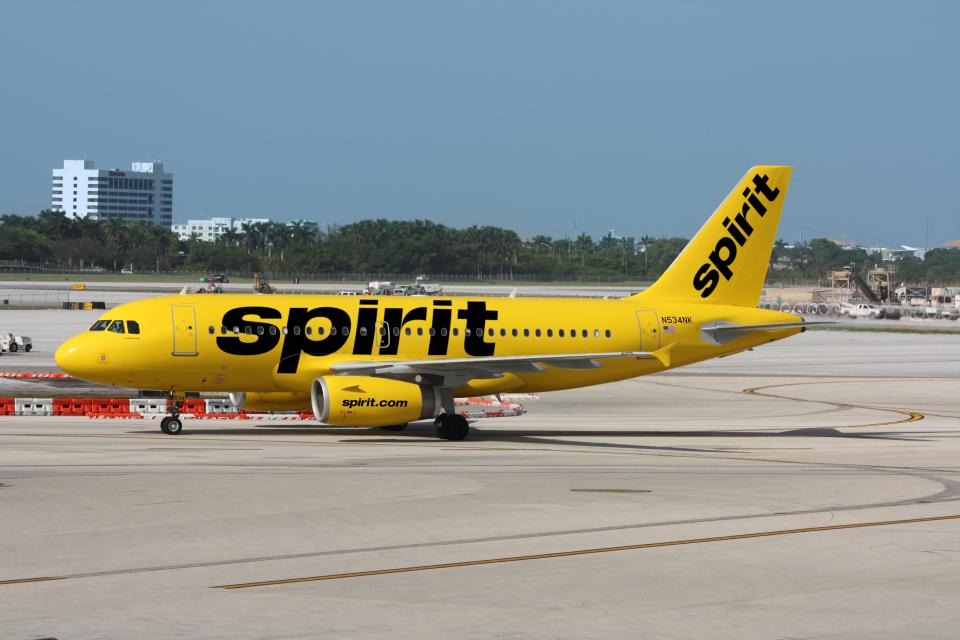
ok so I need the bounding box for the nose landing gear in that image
[160,393,184,435]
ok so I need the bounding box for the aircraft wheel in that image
[379,423,408,431]
[434,414,469,441]
[160,416,183,435]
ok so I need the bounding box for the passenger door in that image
[635,310,661,351]
[171,305,198,356]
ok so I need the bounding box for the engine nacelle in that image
[312,375,440,427]
[230,391,311,412]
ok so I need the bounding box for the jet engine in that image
[230,391,312,412]
[311,375,440,427]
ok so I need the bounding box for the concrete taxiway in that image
[1,330,960,638]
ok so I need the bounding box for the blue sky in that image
[1,1,957,246]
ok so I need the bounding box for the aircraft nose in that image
[55,335,94,377]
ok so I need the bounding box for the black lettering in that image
[751,173,780,201]
[428,303,452,355]
[457,301,498,356]
[722,216,747,246]
[216,306,282,356]
[746,192,768,216]
[353,300,378,355]
[379,306,427,355]
[734,208,754,236]
[277,307,351,374]
[708,237,738,280]
[693,263,720,298]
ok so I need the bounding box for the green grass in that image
[809,323,960,335]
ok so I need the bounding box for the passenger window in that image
[429,328,435,336]
[605,329,612,338]
[294,326,301,336]
[570,328,576,337]
[523,329,530,337]
[512,328,518,337]
[405,327,412,336]
[594,329,600,338]
[108,320,125,334]
[330,327,337,336]
[244,326,252,335]
[269,326,277,336]
[547,329,553,337]
[90,320,110,331]
[465,328,472,337]
[476,328,482,337]
[318,327,325,336]
[282,326,288,335]
[500,328,506,337]
[582,329,588,338]
[257,326,264,336]
[221,326,227,335]
[417,327,423,336]
[559,329,565,337]
[393,327,400,336]
[127,321,141,334]
[359,327,368,336]
[535,329,541,337]
[306,327,312,335]
[342,327,349,336]
[208,326,214,335]
[233,326,240,334]
[440,328,447,337]
[453,328,459,337]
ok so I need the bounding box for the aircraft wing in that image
[330,349,667,386]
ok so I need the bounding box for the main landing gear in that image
[160,394,184,435]
[434,413,469,441]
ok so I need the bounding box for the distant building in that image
[52,159,173,225]
[171,217,270,242]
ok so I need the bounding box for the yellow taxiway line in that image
[214,512,960,589]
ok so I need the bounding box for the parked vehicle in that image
[841,303,884,319]
[0,333,33,352]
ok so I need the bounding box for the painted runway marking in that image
[213,512,960,589]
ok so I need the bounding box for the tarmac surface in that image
[2,330,960,638]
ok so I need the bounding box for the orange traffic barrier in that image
[89,398,131,414]
[180,398,206,415]
[0,398,14,416]
[54,397,94,416]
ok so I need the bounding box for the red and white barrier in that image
[0,394,526,420]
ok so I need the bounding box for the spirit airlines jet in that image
[56,166,806,440]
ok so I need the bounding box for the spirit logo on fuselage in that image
[216,300,497,373]
[693,173,781,298]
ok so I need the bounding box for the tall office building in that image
[52,159,173,225]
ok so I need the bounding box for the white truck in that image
[841,303,884,319]
[0,333,33,352]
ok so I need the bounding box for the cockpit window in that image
[107,320,125,334]
[90,320,110,331]
[127,320,141,335]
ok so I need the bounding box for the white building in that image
[171,217,271,242]
[52,159,173,225]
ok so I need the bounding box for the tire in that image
[9,343,17,353]
[160,416,183,435]
[434,414,469,441]
[24,344,31,352]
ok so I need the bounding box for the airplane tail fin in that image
[635,166,792,307]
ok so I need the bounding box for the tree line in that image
[1,210,959,285]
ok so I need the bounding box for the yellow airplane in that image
[56,165,807,440]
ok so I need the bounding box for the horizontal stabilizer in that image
[700,320,828,345]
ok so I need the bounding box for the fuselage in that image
[55,293,802,396]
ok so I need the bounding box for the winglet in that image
[651,342,677,368]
